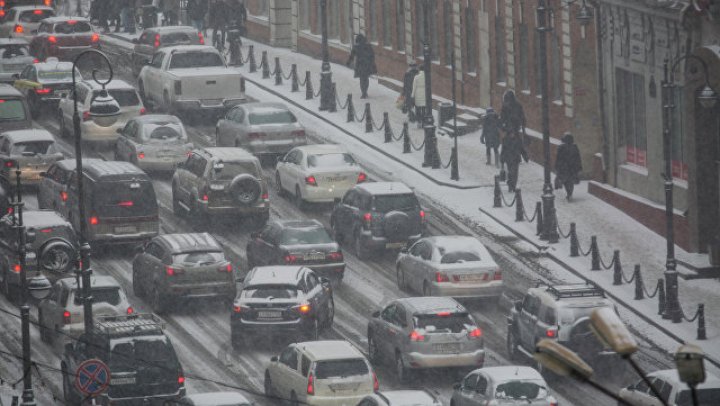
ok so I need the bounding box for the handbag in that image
[499,168,507,182]
[395,95,405,110]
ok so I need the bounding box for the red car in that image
[29,17,99,61]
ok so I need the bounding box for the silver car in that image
[358,390,442,406]
[215,102,307,157]
[396,236,503,300]
[0,38,34,83]
[0,129,63,187]
[0,6,55,39]
[115,114,193,172]
[367,297,485,383]
[451,366,558,406]
[166,392,252,406]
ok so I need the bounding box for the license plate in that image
[433,343,461,353]
[303,253,325,261]
[385,242,406,249]
[326,176,346,182]
[115,226,137,234]
[111,377,136,385]
[455,274,486,282]
[201,99,223,106]
[258,311,281,319]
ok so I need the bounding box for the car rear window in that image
[242,284,299,299]
[495,380,548,400]
[211,161,260,180]
[307,153,356,168]
[169,52,223,69]
[94,89,140,107]
[440,251,481,264]
[314,359,368,379]
[0,99,27,121]
[372,193,419,213]
[109,339,177,371]
[161,32,199,45]
[11,141,55,155]
[173,251,224,265]
[279,226,332,245]
[248,110,296,125]
[19,9,54,23]
[0,45,29,58]
[413,312,475,334]
[74,287,121,306]
[143,123,185,142]
[54,21,92,33]
[676,388,720,406]
[93,181,158,217]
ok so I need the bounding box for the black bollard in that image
[237,46,244,67]
[569,222,579,257]
[240,76,245,93]
[290,64,299,92]
[634,265,643,300]
[383,113,392,143]
[328,83,337,113]
[402,122,410,153]
[612,250,622,285]
[346,94,354,122]
[697,304,706,340]
[305,71,313,100]
[493,176,502,208]
[364,103,372,133]
[590,236,600,271]
[657,279,666,315]
[261,51,270,79]
[274,57,282,85]
[248,45,256,72]
[515,189,524,222]
[535,202,543,236]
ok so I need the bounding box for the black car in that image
[61,314,185,405]
[230,265,334,350]
[246,219,345,284]
[330,182,425,260]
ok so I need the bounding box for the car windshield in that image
[211,161,260,180]
[11,141,55,155]
[676,388,720,406]
[173,251,224,265]
[142,123,185,143]
[280,226,332,245]
[93,181,158,217]
[0,45,29,58]
[54,21,92,33]
[242,284,299,299]
[19,9,54,23]
[162,32,199,45]
[314,359,368,379]
[109,339,177,371]
[558,304,613,326]
[169,52,223,69]
[0,100,27,121]
[495,381,548,400]
[74,287,121,306]
[307,153,356,168]
[93,89,140,107]
[413,312,474,334]
[372,193,419,212]
[248,110,296,125]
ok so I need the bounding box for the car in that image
[65,160,159,246]
[358,390,442,406]
[166,392,252,406]
[367,297,485,383]
[37,275,133,344]
[264,340,378,406]
[29,17,99,61]
[246,219,345,284]
[114,114,193,172]
[132,233,236,313]
[330,182,425,260]
[137,45,245,114]
[215,102,307,158]
[171,147,270,227]
[451,366,558,406]
[275,144,367,207]
[0,129,63,189]
[57,78,145,143]
[396,236,503,299]
[231,265,334,348]
[618,369,720,406]
[13,58,78,116]
[0,6,55,39]
[0,210,78,302]
[0,38,35,83]
[37,158,102,211]
[61,313,186,405]
[1,0,53,12]
[0,84,32,133]
[506,283,616,372]
[131,26,205,76]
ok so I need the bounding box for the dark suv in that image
[61,314,186,405]
[330,182,424,259]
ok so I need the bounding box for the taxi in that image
[13,57,78,117]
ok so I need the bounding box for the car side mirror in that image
[132,38,139,44]
[11,73,19,80]
[236,276,245,284]
[453,382,461,390]
[270,355,278,362]
[372,310,380,318]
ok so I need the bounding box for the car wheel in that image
[507,329,519,361]
[264,372,274,397]
[294,185,305,209]
[275,172,285,197]
[151,286,167,314]
[323,299,334,329]
[423,281,432,297]
[396,353,412,384]
[354,230,369,261]
[305,318,319,341]
[367,334,380,365]
[397,266,407,291]
[132,270,144,298]
[38,240,75,274]
[290,391,299,406]
[171,185,183,216]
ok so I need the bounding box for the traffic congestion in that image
[0,1,715,406]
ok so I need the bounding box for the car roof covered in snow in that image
[296,340,365,362]
[181,391,251,405]
[82,160,149,180]
[40,16,90,25]
[376,390,440,405]
[356,181,413,196]
[163,44,217,53]
[21,210,71,228]
[200,147,258,162]
[245,265,308,286]
[144,25,198,34]
[396,296,466,315]
[154,233,222,254]
[274,219,324,230]
[131,114,182,125]
[1,128,54,143]
[81,79,134,91]
[477,366,545,383]
[52,158,103,171]
[243,102,290,114]
[649,369,720,388]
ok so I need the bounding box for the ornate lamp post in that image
[71,50,121,334]
[421,0,440,169]
[318,0,334,111]
[661,55,718,323]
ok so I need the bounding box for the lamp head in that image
[533,339,594,379]
[575,3,594,26]
[28,273,51,300]
[675,344,706,386]
[88,88,121,127]
[697,85,718,109]
[590,307,639,356]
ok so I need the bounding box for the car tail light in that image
[356,172,367,183]
[35,88,51,95]
[11,264,21,273]
[291,130,305,137]
[7,207,13,215]
[154,34,160,48]
[284,254,297,264]
[126,307,134,315]
[232,304,252,313]
[435,272,449,283]
[91,33,99,42]
[44,0,52,6]
[177,376,185,385]
[549,401,558,406]
[137,152,145,159]
[39,228,53,233]
[14,25,23,33]
[166,267,177,276]
[0,10,4,18]
[4,160,14,168]
[82,111,91,121]
[63,311,71,324]
[89,216,98,225]
[47,35,57,44]
[68,19,77,25]
[198,32,204,44]
[248,132,265,139]
[0,1,5,7]
[201,186,209,202]
[33,9,43,14]
[261,192,269,201]
[174,81,181,95]
[219,263,232,273]
[409,330,425,341]
[305,175,317,186]
[326,251,343,261]
[32,59,39,63]
[419,210,426,222]
[546,328,557,338]
[363,212,372,227]
[139,107,146,115]
[437,311,451,316]
[468,328,483,338]
[493,270,502,280]
[307,372,314,395]
[372,372,379,391]
[60,191,68,201]
[118,201,134,207]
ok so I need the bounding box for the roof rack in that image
[95,314,166,338]
[544,282,605,300]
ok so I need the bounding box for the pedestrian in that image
[554,132,583,200]
[209,0,229,47]
[401,61,419,122]
[481,107,501,167]
[187,0,209,32]
[96,0,110,32]
[110,0,123,32]
[500,130,529,192]
[411,66,426,128]
[500,89,526,136]
[346,34,376,99]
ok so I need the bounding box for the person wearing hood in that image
[346,34,377,99]
[402,61,419,121]
[500,89,526,136]
[481,107,501,167]
[554,132,583,199]
[411,66,426,128]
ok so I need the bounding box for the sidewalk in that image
[103,32,720,368]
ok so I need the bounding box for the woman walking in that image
[411,66,426,128]
[554,132,583,200]
[346,34,377,99]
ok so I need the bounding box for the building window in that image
[465,7,476,73]
[671,87,687,180]
[367,0,377,43]
[443,0,453,64]
[382,1,392,47]
[299,0,310,31]
[550,33,562,101]
[396,0,405,51]
[330,1,341,39]
[615,68,647,167]
[255,0,268,17]
[518,23,529,90]
[416,0,438,60]
[495,15,506,83]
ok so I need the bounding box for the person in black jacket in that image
[187,0,209,32]
[346,34,377,99]
[500,90,526,137]
[401,61,418,121]
[554,132,583,200]
[481,107,501,167]
[500,130,529,192]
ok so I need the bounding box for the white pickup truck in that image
[137,45,245,114]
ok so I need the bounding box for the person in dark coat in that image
[500,90,526,136]
[401,61,418,121]
[187,0,209,32]
[209,0,229,45]
[554,132,583,200]
[500,130,529,192]
[481,107,501,167]
[346,34,377,99]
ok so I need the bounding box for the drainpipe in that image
[587,0,610,184]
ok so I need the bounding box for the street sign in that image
[74,359,111,396]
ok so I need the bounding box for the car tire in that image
[229,174,262,206]
[263,372,274,397]
[38,240,75,274]
[354,230,369,261]
[275,172,285,197]
[304,318,319,341]
[422,281,432,297]
[367,334,380,365]
[151,286,168,314]
[507,329,520,361]
[396,353,412,384]
[294,185,305,209]
[323,299,334,329]
[396,266,407,291]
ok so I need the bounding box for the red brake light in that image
[67,19,77,25]
[39,228,53,233]
[177,376,185,384]
[261,192,269,200]
[198,32,204,45]
[0,11,4,18]
[7,207,13,214]
[91,33,99,42]
[409,330,425,341]
[291,130,306,137]
[357,172,367,183]
[44,0,51,5]
[468,328,483,338]
[154,34,160,48]
[137,152,145,159]
[33,9,43,14]
[363,212,372,224]
[284,254,297,264]
[60,191,68,201]
[165,267,176,276]
[35,88,51,94]
[373,372,379,391]
[546,328,557,338]
[47,35,57,44]
[14,25,23,33]
[32,59,39,64]
[63,311,71,324]
[219,263,232,273]
[232,305,242,313]
[305,175,317,186]
[126,307,134,315]
[117,201,134,207]
[11,264,21,273]
[82,111,91,121]
[139,107,146,115]
[307,372,314,395]
[326,251,343,261]
[4,160,14,167]
[435,272,449,283]
[493,270,502,280]
[201,194,209,201]
[436,311,451,317]
[419,210,426,221]
[89,216,98,225]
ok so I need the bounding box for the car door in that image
[278,149,299,191]
[116,120,134,160]
[249,224,273,266]
[372,304,396,359]
[518,294,540,350]
[273,346,300,400]
[336,189,359,235]
[37,163,56,208]
[287,149,304,192]
[177,153,207,204]
[144,51,165,101]
[216,107,238,147]
[304,271,325,317]
[400,240,425,294]
[417,241,435,293]
[135,242,165,287]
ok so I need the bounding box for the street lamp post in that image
[450,49,459,181]
[421,0,439,169]
[661,56,718,323]
[318,0,334,111]
[71,50,121,334]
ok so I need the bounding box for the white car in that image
[618,369,720,406]
[451,366,558,406]
[0,6,55,39]
[396,235,503,299]
[264,340,378,406]
[358,390,441,406]
[57,79,145,143]
[275,144,367,206]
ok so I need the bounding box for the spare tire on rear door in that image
[38,239,76,274]
[567,317,605,362]
[383,211,411,242]
[229,174,262,206]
